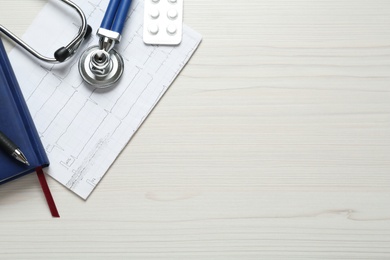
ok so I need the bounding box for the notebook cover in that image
[0,38,49,184]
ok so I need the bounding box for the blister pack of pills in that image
[143,0,183,45]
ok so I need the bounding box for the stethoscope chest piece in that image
[78,45,124,88]
[78,0,133,88]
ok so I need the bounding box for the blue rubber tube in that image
[100,0,121,30]
[111,0,132,34]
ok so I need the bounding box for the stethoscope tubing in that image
[0,0,91,63]
[101,0,132,34]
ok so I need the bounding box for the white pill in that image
[166,24,177,34]
[152,0,159,3]
[150,8,160,18]
[167,9,178,19]
[168,0,177,3]
[148,24,159,34]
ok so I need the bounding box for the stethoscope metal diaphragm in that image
[78,45,124,88]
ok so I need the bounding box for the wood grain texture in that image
[1,0,390,259]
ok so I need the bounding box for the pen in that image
[0,130,30,166]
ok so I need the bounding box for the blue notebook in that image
[0,38,58,217]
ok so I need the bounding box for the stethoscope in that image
[79,0,132,88]
[79,0,131,88]
[0,0,131,88]
[0,0,91,63]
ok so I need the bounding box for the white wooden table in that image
[1,0,390,259]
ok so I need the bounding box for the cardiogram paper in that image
[8,0,202,199]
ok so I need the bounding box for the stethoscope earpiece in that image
[54,25,92,62]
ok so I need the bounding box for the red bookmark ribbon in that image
[36,166,60,218]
